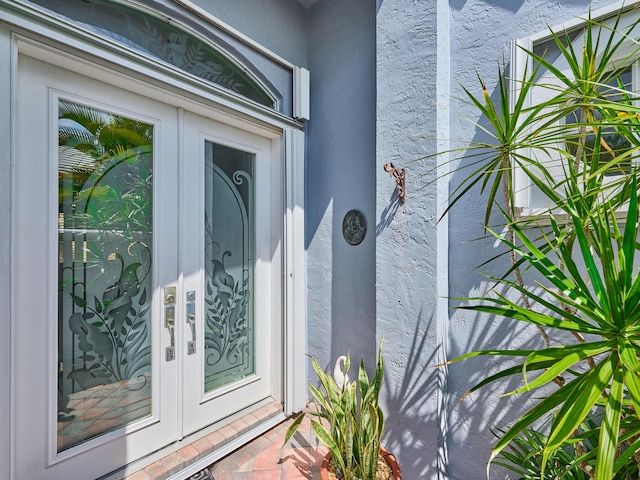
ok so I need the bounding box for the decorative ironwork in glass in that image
[204,142,255,392]
[29,0,276,108]
[57,100,153,451]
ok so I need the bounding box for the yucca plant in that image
[452,188,640,478]
[492,423,593,480]
[494,416,639,480]
[432,9,640,480]
[283,341,385,480]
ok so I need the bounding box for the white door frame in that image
[0,2,307,478]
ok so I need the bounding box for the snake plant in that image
[284,341,385,480]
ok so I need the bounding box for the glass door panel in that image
[57,100,154,451]
[204,142,255,392]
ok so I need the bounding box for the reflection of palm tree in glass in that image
[57,100,155,450]
[58,100,153,237]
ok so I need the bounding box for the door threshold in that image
[101,400,284,480]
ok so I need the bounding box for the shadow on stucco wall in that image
[305,0,377,402]
[376,191,402,236]
[383,310,440,476]
[443,70,562,478]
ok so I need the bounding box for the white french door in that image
[181,112,280,436]
[12,54,281,480]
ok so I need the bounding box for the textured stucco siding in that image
[376,1,442,478]
[305,0,377,379]
[375,0,623,479]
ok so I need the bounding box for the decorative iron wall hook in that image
[383,163,406,204]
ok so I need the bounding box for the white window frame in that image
[511,0,640,216]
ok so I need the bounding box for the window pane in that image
[29,0,276,108]
[564,67,635,176]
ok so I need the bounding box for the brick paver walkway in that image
[208,411,328,480]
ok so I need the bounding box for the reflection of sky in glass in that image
[58,117,96,173]
[59,118,87,130]
[59,109,112,131]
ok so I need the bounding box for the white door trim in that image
[0,22,13,480]
[13,55,183,478]
[180,110,281,437]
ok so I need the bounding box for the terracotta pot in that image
[319,447,401,480]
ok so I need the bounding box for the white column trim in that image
[293,67,310,121]
[436,0,450,478]
[0,23,12,480]
[284,128,307,414]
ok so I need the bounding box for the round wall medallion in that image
[342,210,366,246]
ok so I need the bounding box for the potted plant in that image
[432,9,640,480]
[283,340,401,480]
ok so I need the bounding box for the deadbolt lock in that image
[164,286,176,305]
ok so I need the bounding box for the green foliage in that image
[454,189,640,478]
[494,416,640,480]
[284,341,385,480]
[493,424,592,480]
[437,10,640,480]
[58,99,154,391]
[58,100,153,237]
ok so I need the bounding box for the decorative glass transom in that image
[28,0,276,108]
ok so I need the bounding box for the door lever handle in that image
[186,291,196,355]
[164,286,176,361]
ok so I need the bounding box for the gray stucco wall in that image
[306,0,377,377]
[187,0,308,68]
[375,1,443,478]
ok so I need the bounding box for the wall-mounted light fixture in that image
[383,163,405,204]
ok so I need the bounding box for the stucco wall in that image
[375,1,620,479]
[376,1,443,478]
[306,0,377,376]
[445,1,617,479]
[186,0,308,67]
